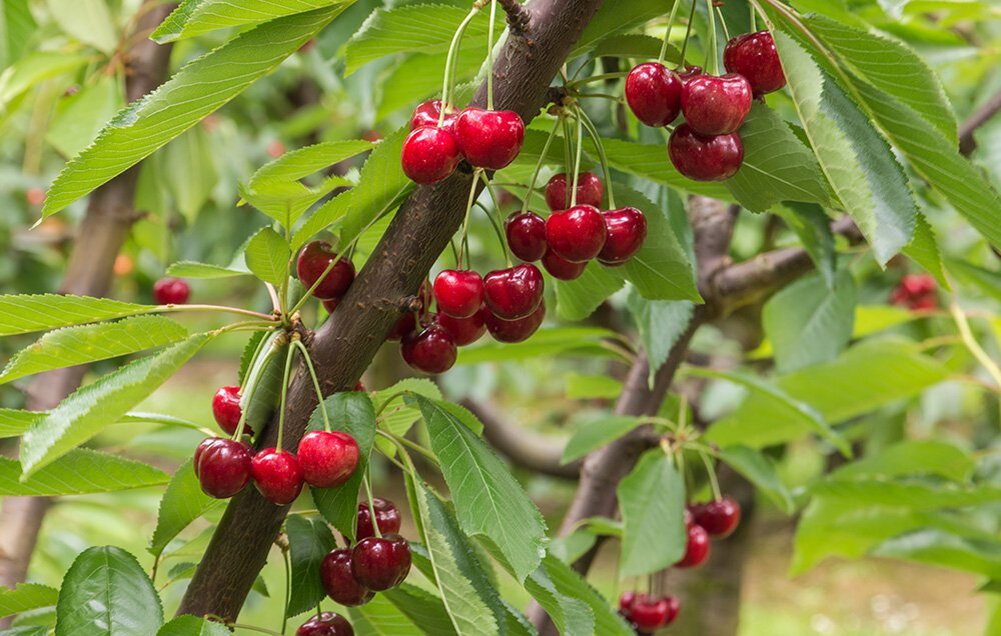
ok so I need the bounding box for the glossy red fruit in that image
[401,127,461,184]
[251,448,304,505]
[691,496,741,538]
[542,248,587,281]
[351,534,412,591]
[454,108,525,170]
[676,523,711,568]
[321,549,374,606]
[194,438,252,499]
[323,298,340,314]
[544,172,604,211]
[630,594,678,632]
[598,207,647,266]
[618,591,637,614]
[410,99,455,131]
[724,31,785,95]
[212,385,248,436]
[387,312,417,341]
[546,205,607,263]
[668,124,744,182]
[434,269,484,319]
[298,430,360,488]
[505,211,548,262]
[678,64,704,84]
[153,278,190,305]
[485,304,545,343]
[297,241,356,300]
[483,264,544,320]
[625,62,682,127]
[296,611,354,636]
[401,323,457,374]
[437,310,487,346]
[356,498,403,541]
[681,73,753,135]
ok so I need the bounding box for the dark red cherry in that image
[194,437,252,499]
[677,64,704,84]
[681,73,753,135]
[675,523,711,568]
[598,207,647,266]
[297,241,356,300]
[542,249,587,281]
[668,124,744,181]
[484,303,545,343]
[482,264,544,320]
[410,99,456,131]
[691,496,741,538]
[629,595,673,631]
[251,448,304,505]
[401,323,457,374]
[453,108,525,170]
[618,591,637,614]
[625,62,682,127]
[153,277,190,305]
[297,430,360,488]
[433,269,484,319]
[724,31,785,95]
[321,549,374,606]
[212,385,250,437]
[545,205,607,263]
[356,498,403,541]
[437,310,487,346]
[322,298,340,314]
[387,312,417,341]
[505,211,548,262]
[296,611,354,636]
[544,172,604,211]
[351,534,412,591]
[401,126,461,184]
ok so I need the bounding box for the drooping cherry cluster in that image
[890,273,938,311]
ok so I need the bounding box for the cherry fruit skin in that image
[251,448,304,505]
[212,385,248,436]
[351,534,412,591]
[153,278,190,305]
[194,438,253,499]
[401,323,457,374]
[401,127,461,184]
[546,205,607,263]
[625,62,682,127]
[678,64,704,85]
[618,591,637,614]
[296,611,354,636]
[387,312,417,341]
[724,31,785,95]
[297,241,356,300]
[356,498,403,541]
[676,523,711,568]
[542,249,587,281]
[485,303,545,343]
[630,595,677,632]
[681,74,753,135]
[691,496,741,538]
[454,108,525,170]
[544,172,604,211]
[434,269,484,319]
[598,207,647,266]
[437,310,487,346]
[321,549,374,606]
[505,211,548,262]
[298,430,360,488]
[410,99,455,131]
[483,264,544,320]
[668,124,744,182]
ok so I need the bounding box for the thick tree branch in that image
[497,0,531,35]
[959,86,1001,156]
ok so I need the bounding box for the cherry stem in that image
[264,283,281,312]
[575,107,616,209]
[699,449,722,501]
[227,623,284,636]
[676,0,698,70]
[949,298,1001,394]
[362,472,382,538]
[750,1,758,30]
[458,169,483,269]
[715,6,731,43]
[374,390,411,419]
[292,340,331,432]
[567,71,629,88]
[520,115,562,214]
[569,115,584,207]
[440,5,481,122]
[239,331,271,394]
[704,0,719,75]
[487,0,498,110]
[275,336,298,453]
[658,0,684,64]
[281,546,292,635]
[379,429,440,465]
[477,172,512,266]
[374,429,421,476]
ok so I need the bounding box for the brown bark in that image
[958,86,1001,156]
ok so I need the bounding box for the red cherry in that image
[484,303,545,343]
[483,264,544,320]
[668,124,744,182]
[297,430,360,488]
[598,207,647,266]
[401,323,457,374]
[681,74,753,135]
[153,278,190,305]
[545,205,607,263]
[724,31,785,95]
[354,381,366,391]
[910,295,938,311]
[323,298,340,314]
[901,273,935,296]
[437,310,487,346]
[433,269,484,319]
[296,611,354,636]
[541,248,587,281]
[297,241,356,300]
[212,385,250,437]
[675,523,711,568]
[401,126,461,184]
[356,498,403,541]
[351,534,412,591]
[505,211,548,262]
[691,496,741,538]
[251,448,304,505]
[544,172,604,211]
[453,108,525,170]
[630,594,675,631]
[387,312,417,341]
[321,549,373,606]
[677,64,704,85]
[618,591,637,614]
[193,437,252,499]
[625,62,682,127]
[410,99,455,131]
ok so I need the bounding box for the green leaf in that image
[161,126,218,223]
[618,449,686,577]
[382,584,459,636]
[562,416,642,465]
[810,479,1001,510]
[166,260,251,279]
[719,445,795,514]
[554,263,624,321]
[47,0,116,53]
[948,258,1001,303]
[776,203,836,288]
[374,378,442,439]
[0,583,58,619]
[0,449,168,496]
[626,290,694,384]
[0,295,154,336]
[55,546,163,636]
[149,459,219,559]
[244,227,290,285]
[591,33,679,62]
[46,75,123,159]
[526,554,633,636]
[571,0,674,58]
[153,0,355,43]
[597,136,732,202]
[457,327,616,365]
[20,334,211,476]
[350,593,424,635]
[0,408,42,438]
[0,0,36,70]
[871,529,1001,578]
[565,373,622,400]
[904,212,948,287]
[416,396,546,581]
[286,515,337,618]
[156,616,229,636]
[0,52,86,112]
[0,316,188,385]
[831,440,974,483]
[248,140,373,186]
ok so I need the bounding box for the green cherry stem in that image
[715,6,731,43]
[569,115,584,207]
[699,450,723,501]
[281,546,292,635]
[440,5,481,123]
[520,115,562,214]
[657,0,684,64]
[292,339,331,433]
[487,0,498,110]
[458,169,483,269]
[704,0,719,75]
[478,171,512,266]
[575,107,616,209]
[676,0,698,70]
[275,337,298,453]
[362,472,382,538]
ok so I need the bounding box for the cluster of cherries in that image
[152,277,191,305]
[890,273,938,311]
[625,31,785,182]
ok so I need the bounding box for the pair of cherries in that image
[890,273,937,311]
[152,277,190,305]
[676,496,743,569]
[401,100,526,184]
[618,592,680,634]
[297,240,356,313]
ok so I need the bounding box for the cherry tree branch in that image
[496,0,532,35]
[959,86,1001,156]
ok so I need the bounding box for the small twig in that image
[959,87,1001,155]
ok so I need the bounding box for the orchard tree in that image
[0,0,1000,635]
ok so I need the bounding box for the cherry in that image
[681,73,752,135]
[434,269,484,319]
[401,126,461,184]
[675,523,711,568]
[542,248,587,281]
[387,312,417,341]
[351,534,412,591]
[483,264,544,320]
[545,205,607,263]
[251,448,304,505]
[296,611,354,636]
[484,303,545,343]
[678,64,704,84]
[211,385,250,437]
[691,496,741,538]
[354,381,366,391]
[598,207,647,266]
[625,62,682,127]
[724,31,785,95]
[322,298,340,314]
[356,498,403,541]
[410,99,455,131]
[631,594,680,631]
[454,108,525,170]
[297,430,360,488]
[544,172,604,211]
[193,438,252,499]
[437,310,487,346]
[668,124,744,182]
[321,549,374,606]
[153,277,190,305]
[505,211,548,262]
[297,241,356,300]
[401,323,457,374]
[618,591,637,614]
[891,273,937,311]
